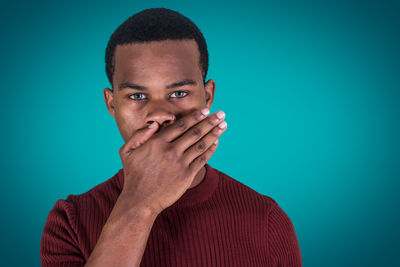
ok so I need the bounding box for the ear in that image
[103,88,116,119]
[204,79,216,109]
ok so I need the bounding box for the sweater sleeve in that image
[268,200,302,267]
[40,198,85,267]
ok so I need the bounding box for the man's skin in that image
[84,39,227,266]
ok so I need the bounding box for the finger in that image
[159,108,210,142]
[183,121,227,164]
[173,110,225,155]
[189,138,219,174]
[120,122,159,155]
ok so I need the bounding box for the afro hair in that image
[105,8,209,89]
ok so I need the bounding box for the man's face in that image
[103,39,215,142]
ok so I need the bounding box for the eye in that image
[170,91,189,98]
[129,93,147,101]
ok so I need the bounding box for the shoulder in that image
[267,200,302,266]
[211,167,302,265]
[41,169,124,263]
[212,167,300,236]
[211,166,277,213]
[62,169,123,211]
[43,169,123,238]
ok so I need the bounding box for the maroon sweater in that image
[41,164,302,266]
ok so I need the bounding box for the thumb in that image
[125,122,160,152]
[135,122,160,147]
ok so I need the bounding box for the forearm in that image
[84,192,159,267]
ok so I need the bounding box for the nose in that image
[146,109,176,129]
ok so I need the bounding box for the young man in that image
[41,8,302,267]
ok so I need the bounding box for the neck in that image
[188,166,206,189]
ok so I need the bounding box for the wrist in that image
[118,190,161,221]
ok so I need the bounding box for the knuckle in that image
[165,146,179,162]
[198,154,207,164]
[196,141,206,152]
[207,117,215,126]
[211,128,221,137]
[132,140,141,148]
[176,119,187,131]
[191,127,202,137]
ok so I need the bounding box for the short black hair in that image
[105,8,209,89]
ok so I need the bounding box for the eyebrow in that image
[118,79,198,91]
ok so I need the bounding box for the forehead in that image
[113,39,202,84]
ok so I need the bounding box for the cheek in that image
[116,107,140,125]
[177,90,206,107]
[192,89,207,105]
[114,106,142,136]
[114,96,139,119]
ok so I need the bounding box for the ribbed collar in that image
[116,163,219,208]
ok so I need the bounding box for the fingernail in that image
[216,111,225,120]
[201,108,210,117]
[214,139,219,145]
[148,122,157,129]
[218,121,227,129]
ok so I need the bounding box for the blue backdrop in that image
[1,0,399,266]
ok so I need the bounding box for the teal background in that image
[1,0,399,266]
